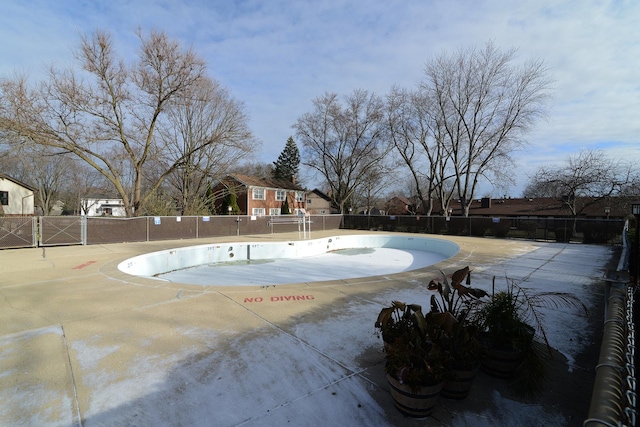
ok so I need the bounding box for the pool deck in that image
[0,230,618,426]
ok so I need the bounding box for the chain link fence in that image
[0,214,624,250]
[0,214,344,249]
[0,216,37,249]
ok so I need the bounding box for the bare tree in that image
[386,86,453,215]
[0,142,75,215]
[294,89,392,213]
[234,162,273,179]
[22,149,72,215]
[525,149,633,216]
[66,161,111,215]
[423,42,552,215]
[352,163,393,215]
[0,30,253,217]
[620,172,640,198]
[156,78,254,215]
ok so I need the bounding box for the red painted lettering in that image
[72,260,96,270]
[246,295,315,303]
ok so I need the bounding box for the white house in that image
[0,173,36,215]
[80,196,127,216]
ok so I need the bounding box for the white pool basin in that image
[117,234,459,286]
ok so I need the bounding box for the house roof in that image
[309,188,331,201]
[449,196,632,218]
[0,173,37,192]
[82,194,122,200]
[388,196,411,205]
[228,174,306,191]
[386,194,634,218]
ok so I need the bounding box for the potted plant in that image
[428,266,487,399]
[375,301,447,418]
[475,276,589,396]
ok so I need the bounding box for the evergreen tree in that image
[272,136,300,182]
[222,191,240,214]
[281,198,291,214]
[205,184,216,214]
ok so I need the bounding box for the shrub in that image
[470,218,491,237]
[554,228,572,242]
[447,219,467,235]
[581,222,618,244]
[518,221,538,239]
[491,221,511,238]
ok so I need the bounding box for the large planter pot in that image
[441,366,479,400]
[386,374,444,418]
[480,346,524,378]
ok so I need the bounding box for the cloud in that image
[1,0,638,196]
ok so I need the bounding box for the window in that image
[296,192,304,202]
[252,188,265,200]
[0,191,7,206]
[307,199,312,204]
[252,208,265,216]
[275,190,286,201]
[269,208,281,215]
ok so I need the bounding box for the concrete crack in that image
[61,324,83,427]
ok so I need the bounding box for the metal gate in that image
[39,216,85,246]
[0,216,37,249]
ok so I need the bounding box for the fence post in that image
[32,216,38,247]
[544,218,548,240]
[37,216,42,247]
[81,215,87,245]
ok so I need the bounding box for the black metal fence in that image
[341,215,625,244]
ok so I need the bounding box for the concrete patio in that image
[0,230,618,426]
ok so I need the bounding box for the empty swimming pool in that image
[117,234,459,286]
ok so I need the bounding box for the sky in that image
[1,0,639,197]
